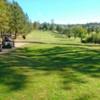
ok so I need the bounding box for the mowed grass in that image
[0,30,100,100]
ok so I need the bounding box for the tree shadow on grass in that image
[0,55,27,92]
[29,41,100,48]
[17,46,100,84]
[14,40,100,48]
[16,45,100,79]
[0,43,100,93]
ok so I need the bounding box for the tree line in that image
[0,0,32,39]
[33,21,100,44]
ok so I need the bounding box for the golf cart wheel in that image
[0,49,2,52]
[10,45,12,49]
[0,46,2,52]
[13,41,15,47]
[0,48,2,52]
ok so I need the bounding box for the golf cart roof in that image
[2,34,15,37]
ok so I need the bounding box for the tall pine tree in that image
[0,0,8,35]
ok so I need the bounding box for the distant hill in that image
[55,22,100,28]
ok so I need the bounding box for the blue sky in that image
[9,0,100,24]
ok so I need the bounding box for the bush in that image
[81,39,87,43]
[86,36,93,42]
[96,34,100,44]
[68,35,71,38]
[97,38,100,44]
[44,28,46,31]
[92,34,97,44]
[22,35,26,39]
[86,33,100,44]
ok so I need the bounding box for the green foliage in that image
[73,26,87,41]
[86,36,93,43]
[64,27,72,38]
[38,25,43,30]
[97,35,100,44]
[91,27,95,32]
[0,0,32,38]
[43,28,46,31]
[22,35,26,39]
[54,31,58,33]
[56,25,64,33]
[81,39,87,43]
[0,0,8,33]
[33,22,40,29]
[72,27,78,39]
[95,27,99,34]
[86,33,100,44]
[43,23,48,30]
[49,24,56,31]
[92,34,97,44]
[87,27,91,34]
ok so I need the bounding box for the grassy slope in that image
[0,30,100,100]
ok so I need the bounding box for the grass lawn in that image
[0,30,100,100]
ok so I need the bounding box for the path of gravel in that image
[0,41,30,55]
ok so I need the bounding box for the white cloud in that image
[55,20,87,25]
[55,20,76,24]
[54,19,100,24]
[39,21,43,24]
[89,19,99,23]
[55,20,67,24]
[78,19,87,24]
[89,17,100,23]
[68,21,76,24]
[37,13,42,16]
[45,17,100,25]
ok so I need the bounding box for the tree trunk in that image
[15,32,17,39]
[15,28,17,39]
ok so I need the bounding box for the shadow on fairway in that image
[0,43,100,92]
[15,40,100,47]
[29,41,100,48]
[0,55,27,91]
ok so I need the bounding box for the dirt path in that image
[0,41,30,55]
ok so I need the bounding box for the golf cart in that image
[2,34,15,48]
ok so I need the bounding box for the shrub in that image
[68,35,71,38]
[92,34,97,44]
[81,39,87,43]
[86,36,93,43]
[97,38,100,44]
[96,34,100,44]
[44,28,46,31]
[86,33,100,44]
[23,35,26,39]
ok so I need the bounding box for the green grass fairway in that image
[0,30,100,100]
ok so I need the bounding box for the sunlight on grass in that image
[0,30,100,100]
